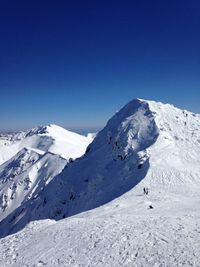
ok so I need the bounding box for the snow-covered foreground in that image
[0,185,200,267]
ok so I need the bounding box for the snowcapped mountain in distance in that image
[0,124,93,223]
[1,98,200,239]
[0,124,93,165]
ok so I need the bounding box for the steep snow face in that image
[1,98,200,238]
[0,124,93,225]
[90,99,159,155]
[0,124,92,165]
[0,148,67,222]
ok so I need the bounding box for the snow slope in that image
[0,132,24,166]
[0,124,92,165]
[0,148,67,222]
[144,100,200,189]
[1,186,200,266]
[0,124,93,223]
[1,98,200,240]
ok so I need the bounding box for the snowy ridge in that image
[1,98,200,238]
[23,124,93,159]
[0,124,92,165]
[0,124,93,227]
[0,148,67,222]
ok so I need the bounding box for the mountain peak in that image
[25,124,58,137]
[0,124,93,165]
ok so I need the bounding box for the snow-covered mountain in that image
[0,124,93,165]
[0,149,67,222]
[0,124,93,223]
[1,98,200,239]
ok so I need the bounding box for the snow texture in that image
[0,98,200,266]
[0,124,92,165]
[0,124,92,223]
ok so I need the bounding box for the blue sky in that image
[0,0,200,131]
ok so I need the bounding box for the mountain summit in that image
[0,99,200,237]
[0,124,92,164]
[54,98,200,214]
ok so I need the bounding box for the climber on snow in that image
[143,187,148,195]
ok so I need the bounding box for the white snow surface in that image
[0,148,67,222]
[1,187,200,267]
[0,124,93,222]
[0,124,92,164]
[0,98,200,266]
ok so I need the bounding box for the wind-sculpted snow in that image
[0,99,160,237]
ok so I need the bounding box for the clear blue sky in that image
[0,0,200,131]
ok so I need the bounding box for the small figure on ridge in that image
[143,187,149,195]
